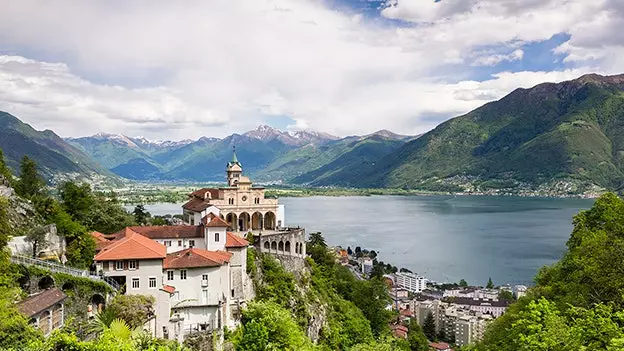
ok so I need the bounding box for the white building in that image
[395,272,427,293]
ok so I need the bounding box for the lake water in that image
[136,195,594,286]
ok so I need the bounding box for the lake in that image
[135,195,594,286]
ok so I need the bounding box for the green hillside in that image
[355,74,624,191]
[291,135,406,186]
[0,111,110,181]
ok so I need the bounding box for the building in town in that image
[395,272,427,293]
[18,288,67,336]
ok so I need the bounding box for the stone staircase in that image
[10,254,120,291]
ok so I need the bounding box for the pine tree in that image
[487,277,494,289]
[15,156,44,199]
[423,311,436,341]
[0,149,13,184]
[133,204,150,225]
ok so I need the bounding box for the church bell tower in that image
[226,147,243,187]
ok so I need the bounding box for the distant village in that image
[336,246,527,350]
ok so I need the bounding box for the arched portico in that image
[252,212,263,230]
[271,241,277,251]
[278,241,284,251]
[239,212,251,232]
[264,211,276,230]
[226,213,238,231]
[285,241,291,253]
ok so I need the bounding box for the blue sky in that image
[0,0,622,140]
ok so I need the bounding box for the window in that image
[149,277,157,289]
[231,289,235,298]
[228,198,234,205]
[202,274,208,281]
[215,233,219,242]
[189,240,195,248]
[202,289,208,304]
[180,270,187,280]
[131,278,140,289]
[178,240,182,247]
[241,196,247,202]
[164,241,171,247]
[128,260,137,270]
[254,197,260,204]
[115,260,124,271]
[167,271,174,281]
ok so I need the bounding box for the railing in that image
[10,254,120,291]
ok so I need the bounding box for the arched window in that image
[285,241,291,252]
[278,241,284,251]
[215,233,220,242]
[264,241,270,250]
[271,241,277,250]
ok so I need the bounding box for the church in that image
[182,150,285,232]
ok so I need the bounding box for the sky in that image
[0,0,623,140]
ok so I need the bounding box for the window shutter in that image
[124,260,129,270]
[103,261,109,270]
[136,260,139,269]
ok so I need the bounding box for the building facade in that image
[18,288,67,336]
[395,272,427,293]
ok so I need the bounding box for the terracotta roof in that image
[18,288,67,318]
[164,248,232,269]
[226,232,249,248]
[162,285,176,294]
[182,198,212,212]
[94,228,166,261]
[189,188,221,200]
[91,231,114,251]
[202,214,230,228]
[127,225,203,239]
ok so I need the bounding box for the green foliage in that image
[246,248,257,278]
[15,155,44,199]
[422,312,436,341]
[459,279,468,287]
[498,290,514,302]
[0,198,12,249]
[109,294,156,329]
[407,319,429,351]
[0,148,13,184]
[133,205,150,225]
[255,254,297,307]
[25,225,49,258]
[476,193,624,350]
[233,301,314,351]
[486,277,494,289]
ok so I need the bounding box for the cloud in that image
[0,0,621,140]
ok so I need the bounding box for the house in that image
[93,228,171,337]
[165,248,233,338]
[391,324,408,339]
[18,288,67,336]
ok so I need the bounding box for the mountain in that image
[349,73,624,191]
[66,125,410,182]
[0,111,110,181]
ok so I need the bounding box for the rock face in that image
[0,176,42,235]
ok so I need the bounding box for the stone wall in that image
[254,228,306,258]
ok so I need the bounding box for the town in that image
[334,246,526,350]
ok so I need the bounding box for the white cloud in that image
[0,0,621,139]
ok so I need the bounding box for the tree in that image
[25,225,48,258]
[133,205,150,225]
[15,156,44,199]
[347,246,353,255]
[423,312,436,341]
[486,277,494,289]
[355,246,362,258]
[0,198,12,250]
[459,279,468,287]
[234,301,314,351]
[59,181,94,223]
[151,216,166,226]
[408,319,429,351]
[308,232,327,247]
[0,149,13,185]
[369,250,377,259]
[499,290,514,302]
[109,294,155,329]
[351,277,392,337]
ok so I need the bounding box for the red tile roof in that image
[163,248,232,269]
[18,288,67,317]
[162,285,176,294]
[202,214,230,227]
[190,188,221,200]
[91,231,114,251]
[124,225,203,239]
[94,228,166,261]
[226,232,249,248]
[182,198,212,212]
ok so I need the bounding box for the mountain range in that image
[64,125,414,182]
[2,73,624,193]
